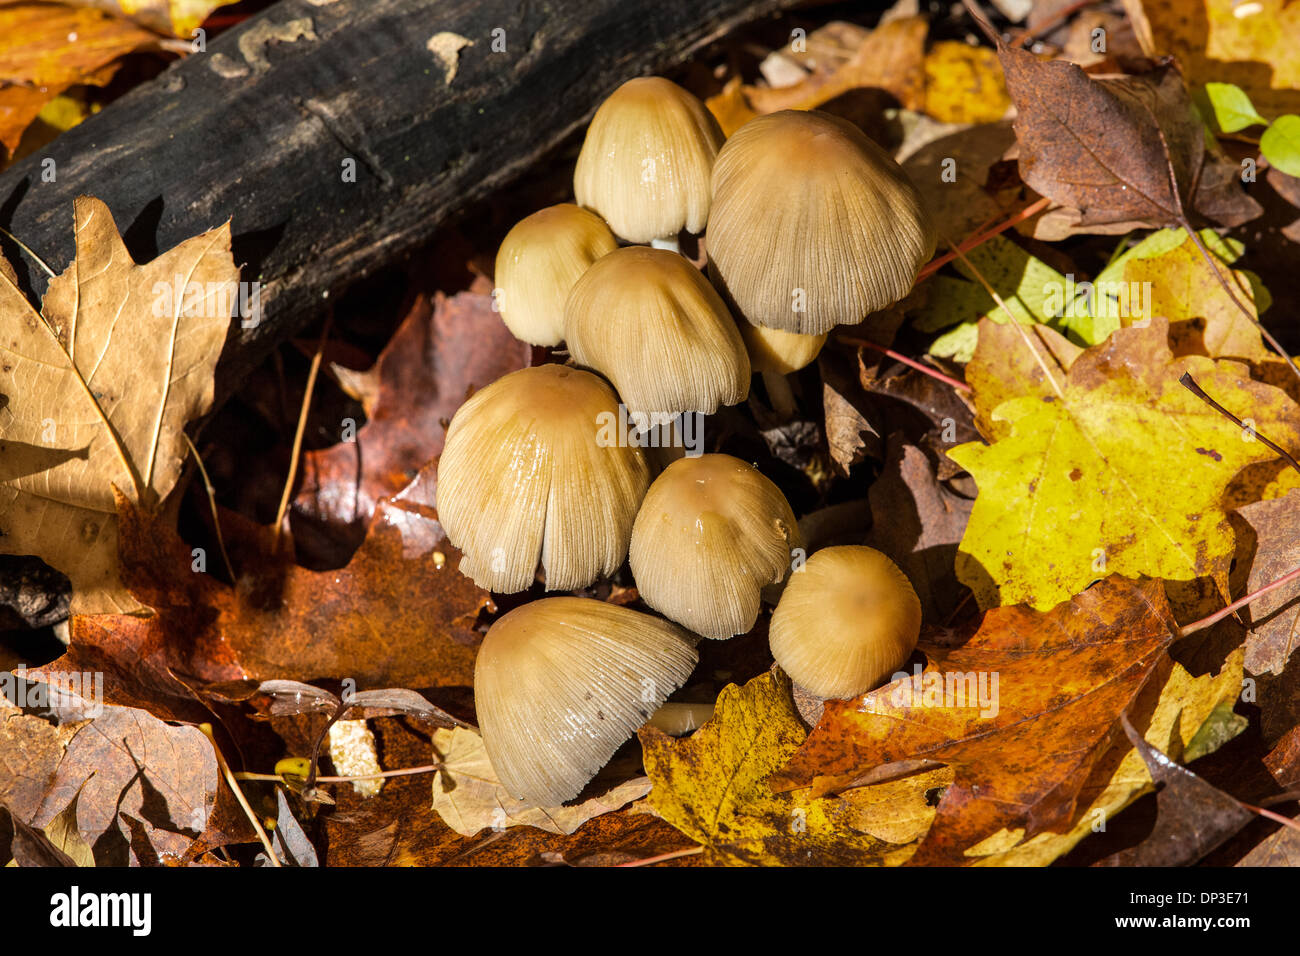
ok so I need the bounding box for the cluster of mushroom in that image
[437,77,935,806]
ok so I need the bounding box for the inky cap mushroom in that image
[768,545,921,699]
[708,110,936,335]
[565,246,750,421]
[475,597,699,805]
[574,76,724,243]
[436,364,650,592]
[630,453,799,639]
[494,204,618,346]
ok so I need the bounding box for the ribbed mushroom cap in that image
[494,204,618,346]
[475,597,699,805]
[564,246,750,420]
[436,365,650,593]
[768,545,921,699]
[630,454,799,639]
[708,110,936,335]
[740,323,829,375]
[574,76,724,243]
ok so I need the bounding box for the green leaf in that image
[1204,82,1267,133]
[1261,115,1300,177]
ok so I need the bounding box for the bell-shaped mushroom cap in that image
[630,454,799,640]
[565,246,750,420]
[574,76,724,243]
[768,545,921,699]
[475,597,699,805]
[436,365,650,593]
[707,110,936,335]
[740,323,829,375]
[494,204,618,346]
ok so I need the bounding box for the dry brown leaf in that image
[0,196,238,613]
[1234,490,1300,675]
[431,727,651,836]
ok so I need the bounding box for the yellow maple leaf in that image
[949,318,1300,611]
[640,670,946,866]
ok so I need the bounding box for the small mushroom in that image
[475,597,700,805]
[436,364,650,593]
[565,246,750,423]
[574,76,724,245]
[630,453,799,639]
[707,110,936,335]
[494,204,618,346]
[768,545,921,699]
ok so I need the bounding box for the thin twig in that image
[272,314,332,553]
[199,723,281,866]
[182,433,237,582]
[1179,372,1300,475]
[1009,0,1098,47]
[1260,790,1300,808]
[616,846,705,867]
[945,234,1067,399]
[915,197,1052,284]
[1239,802,1300,835]
[235,763,443,783]
[1178,219,1300,385]
[838,335,971,393]
[1180,564,1300,636]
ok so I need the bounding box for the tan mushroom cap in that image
[630,453,799,640]
[574,76,724,243]
[436,364,650,593]
[494,204,618,346]
[708,110,936,335]
[475,597,699,805]
[740,323,829,375]
[565,246,750,421]
[768,545,921,699]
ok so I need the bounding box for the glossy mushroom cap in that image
[768,545,921,699]
[740,323,829,375]
[707,110,936,335]
[436,365,650,593]
[574,76,725,243]
[564,246,750,421]
[494,204,618,346]
[630,454,799,639]
[475,597,699,805]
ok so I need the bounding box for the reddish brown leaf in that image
[1264,725,1300,790]
[998,49,1258,229]
[0,804,75,866]
[864,435,973,625]
[291,283,531,564]
[770,577,1179,865]
[1234,490,1300,676]
[219,496,487,688]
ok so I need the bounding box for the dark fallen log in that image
[0,0,804,401]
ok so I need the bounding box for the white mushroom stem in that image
[650,235,681,253]
[762,370,797,418]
